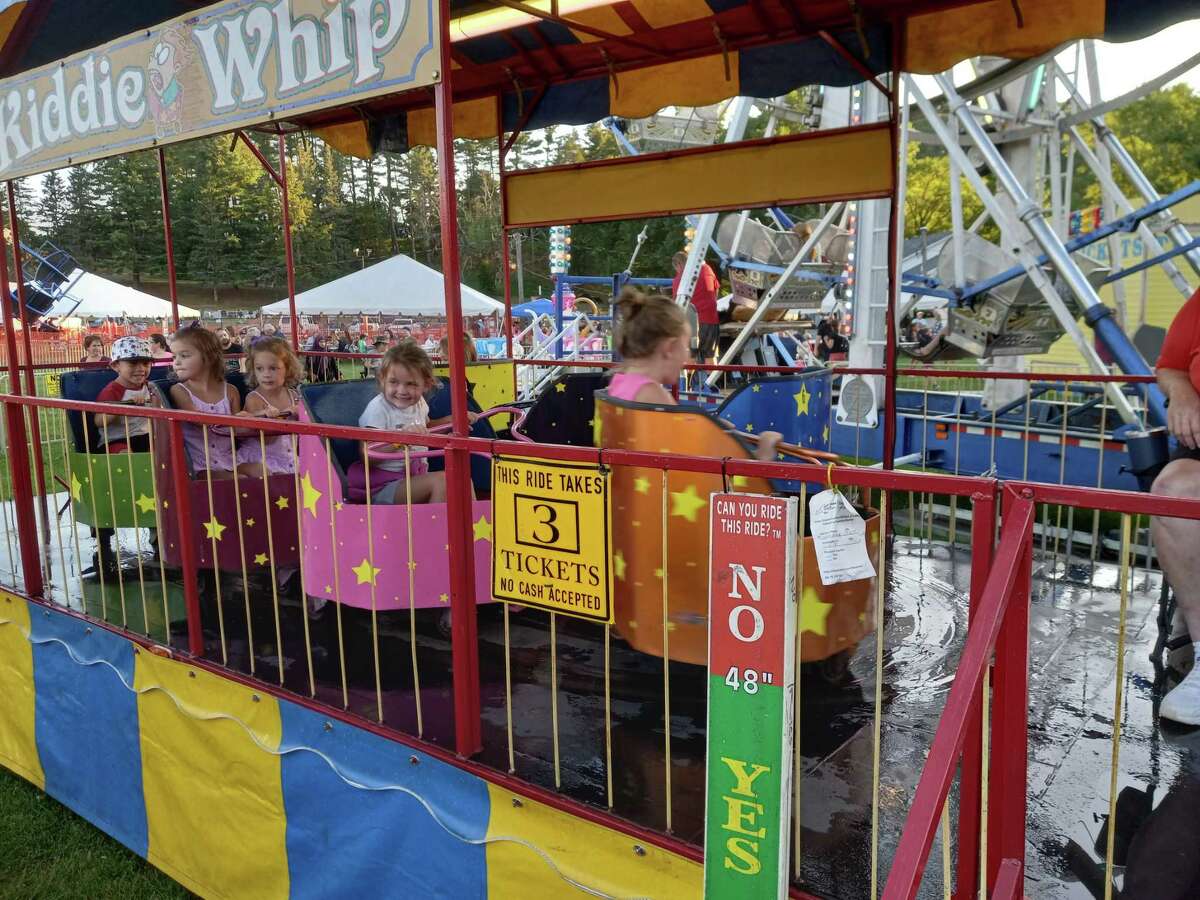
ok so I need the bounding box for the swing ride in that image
[0,2,1199,900]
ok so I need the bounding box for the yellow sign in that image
[491,455,612,623]
[0,0,440,180]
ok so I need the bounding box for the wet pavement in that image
[9,493,1198,900]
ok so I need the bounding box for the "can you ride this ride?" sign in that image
[705,492,798,899]
[491,455,613,623]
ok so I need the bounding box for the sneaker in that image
[1160,664,1200,725]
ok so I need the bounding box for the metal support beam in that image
[1053,54,1200,278]
[705,202,843,388]
[909,75,1146,425]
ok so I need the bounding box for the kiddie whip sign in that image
[0,0,438,180]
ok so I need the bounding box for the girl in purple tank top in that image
[168,326,242,478]
[237,337,303,477]
[609,287,784,460]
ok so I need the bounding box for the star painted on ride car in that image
[254,553,268,565]
[275,495,289,510]
[794,385,811,416]
[439,593,449,604]
[300,472,322,517]
[203,517,226,541]
[352,558,381,585]
[799,586,833,636]
[473,515,492,542]
[555,382,567,392]
[134,494,157,514]
[69,473,82,501]
[245,518,255,528]
[669,484,707,522]
[613,550,626,580]
[752,385,761,392]
[633,476,650,494]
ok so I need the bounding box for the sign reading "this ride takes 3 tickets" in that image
[704,492,798,899]
[491,456,613,623]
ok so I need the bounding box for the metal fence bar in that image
[882,492,1032,900]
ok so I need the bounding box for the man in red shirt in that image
[1151,286,1200,723]
[672,251,721,366]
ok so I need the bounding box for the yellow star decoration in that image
[653,567,664,579]
[473,515,492,542]
[670,484,707,522]
[335,502,344,511]
[822,424,830,444]
[614,550,626,580]
[554,382,567,392]
[351,558,381,585]
[300,471,322,517]
[134,494,157,514]
[203,516,226,541]
[439,592,449,604]
[799,586,833,636]
[746,422,755,432]
[751,384,761,393]
[245,518,255,528]
[731,475,752,488]
[633,476,651,494]
[275,495,290,510]
[324,585,333,594]
[254,553,268,565]
[69,473,82,502]
[794,384,811,416]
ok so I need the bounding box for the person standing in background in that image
[671,251,720,367]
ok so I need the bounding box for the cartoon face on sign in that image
[146,27,193,138]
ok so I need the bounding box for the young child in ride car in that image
[169,325,242,479]
[93,337,158,453]
[236,336,302,477]
[358,343,475,504]
[609,287,784,461]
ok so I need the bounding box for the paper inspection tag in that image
[808,490,876,585]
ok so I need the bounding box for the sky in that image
[1091,21,1200,96]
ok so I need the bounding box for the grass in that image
[0,768,189,899]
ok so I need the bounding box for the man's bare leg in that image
[1151,459,1200,723]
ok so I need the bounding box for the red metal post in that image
[7,182,50,543]
[881,41,901,472]
[168,420,204,656]
[987,485,1033,890]
[497,95,514,361]
[278,132,300,348]
[157,148,181,330]
[954,488,996,899]
[436,5,483,757]
[882,495,1034,900]
[0,217,42,597]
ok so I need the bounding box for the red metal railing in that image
[0,371,1187,899]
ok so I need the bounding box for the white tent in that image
[42,269,200,319]
[260,254,504,317]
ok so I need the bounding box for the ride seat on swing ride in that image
[294,377,503,611]
[62,367,173,529]
[150,373,301,573]
[716,213,850,319]
[594,368,878,667]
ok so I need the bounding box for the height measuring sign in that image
[491,455,613,623]
[704,493,797,899]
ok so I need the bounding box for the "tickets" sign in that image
[491,455,613,623]
[704,492,797,899]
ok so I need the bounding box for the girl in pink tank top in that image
[609,287,783,459]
